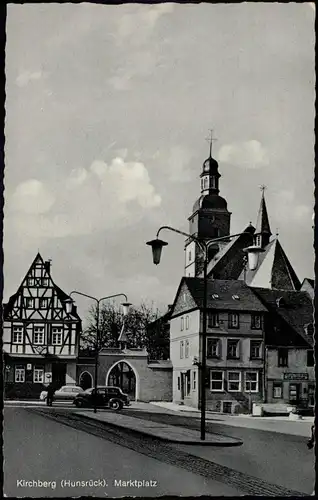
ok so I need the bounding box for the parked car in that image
[40,385,83,402]
[73,386,130,410]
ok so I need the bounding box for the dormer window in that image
[276,297,285,308]
[255,235,262,247]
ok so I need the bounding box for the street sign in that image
[283,373,309,381]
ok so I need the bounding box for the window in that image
[188,251,192,263]
[211,176,216,188]
[185,316,189,330]
[180,341,184,359]
[227,339,239,359]
[185,340,190,358]
[207,338,219,358]
[210,371,224,392]
[245,372,259,393]
[307,350,314,367]
[33,326,44,345]
[250,340,262,359]
[208,312,219,328]
[15,366,25,383]
[33,368,44,383]
[186,371,191,395]
[203,177,208,189]
[181,317,184,331]
[211,294,219,300]
[273,382,283,399]
[42,278,49,286]
[251,314,262,329]
[177,376,180,391]
[25,297,34,309]
[27,278,34,286]
[39,298,48,309]
[52,327,63,345]
[228,313,239,329]
[278,348,288,367]
[192,371,197,390]
[13,326,23,344]
[228,371,241,392]
[255,235,262,247]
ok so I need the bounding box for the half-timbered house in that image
[3,253,82,399]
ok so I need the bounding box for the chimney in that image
[44,259,52,273]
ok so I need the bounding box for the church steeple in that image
[200,130,221,196]
[184,131,231,277]
[254,186,272,248]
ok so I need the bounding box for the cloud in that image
[15,70,45,87]
[9,179,55,214]
[6,156,162,242]
[218,140,269,169]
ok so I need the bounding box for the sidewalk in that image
[74,409,243,447]
[150,401,314,437]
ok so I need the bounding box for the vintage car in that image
[39,385,83,402]
[73,386,130,410]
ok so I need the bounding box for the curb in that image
[72,412,243,447]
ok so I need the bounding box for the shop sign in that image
[283,372,309,381]
[27,364,32,370]
[45,372,52,383]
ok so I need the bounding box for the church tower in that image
[254,187,272,248]
[185,133,231,277]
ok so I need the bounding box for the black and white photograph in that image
[3,1,315,497]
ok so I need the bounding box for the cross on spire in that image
[205,129,217,157]
[260,185,267,195]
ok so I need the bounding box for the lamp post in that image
[147,226,263,440]
[64,291,131,413]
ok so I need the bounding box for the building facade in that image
[170,277,267,414]
[253,287,314,410]
[3,253,81,399]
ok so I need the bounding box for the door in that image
[180,374,185,402]
[308,384,315,407]
[289,383,301,404]
[52,363,67,390]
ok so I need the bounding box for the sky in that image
[4,2,315,321]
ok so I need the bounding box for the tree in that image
[80,301,170,360]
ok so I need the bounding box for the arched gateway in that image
[79,371,93,390]
[106,360,139,401]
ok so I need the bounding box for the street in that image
[4,407,242,497]
[4,405,313,497]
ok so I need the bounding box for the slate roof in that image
[182,278,267,312]
[252,287,314,347]
[240,238,301,291]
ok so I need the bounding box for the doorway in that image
[79,371,93,390]
[52,363,67,389]
[107,362,136,400]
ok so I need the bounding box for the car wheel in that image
[75,400,83,408]
[109,399,123,411]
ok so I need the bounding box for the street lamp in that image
[64,291,131,413]
[147,225,263,440]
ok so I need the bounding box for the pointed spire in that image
[255,186,272,236]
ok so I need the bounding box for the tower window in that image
[188,251,192,263]
[255,235,262,247]
[211,176,216,188]
[203,177,208,189]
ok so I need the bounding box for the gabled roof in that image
[3,253,81,321]
[252,287,313,347]
[244,238,301,290]
[170,277,267,317]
